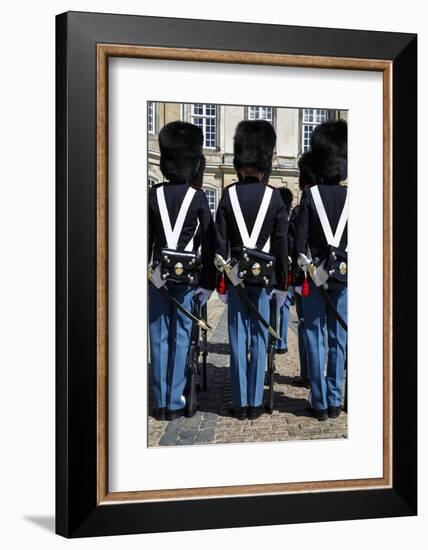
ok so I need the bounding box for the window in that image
[203,188,217,214]
[302,124,317,153]
[191,104,217,148]
[302,108,328,152]
[248,106,273,122]
[148,102,155,134]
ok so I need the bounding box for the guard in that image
[215,120,289,420]
[276,187,294,354]
[148,121,215,421]
[288,151,317,388]
[295,120,348,421]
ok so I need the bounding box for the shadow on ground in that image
[23,516,55,533]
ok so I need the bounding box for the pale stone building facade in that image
[148,102,347,214]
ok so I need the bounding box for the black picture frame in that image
[56,10,417,538]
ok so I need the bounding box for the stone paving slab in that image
[148,296,347,447]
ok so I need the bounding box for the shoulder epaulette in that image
[151,181,164,189]
[265,183,278,190]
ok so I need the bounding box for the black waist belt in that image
[160,248,201,285]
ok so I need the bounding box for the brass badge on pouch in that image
[174,262,184,276]
[339,262,347,275]
[251,262,261,277]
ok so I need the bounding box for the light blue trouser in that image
[302,280,347,411]
[228,285,270,407]
[149,284,195,410]
[295,293,309,379]
[275,291,292,351]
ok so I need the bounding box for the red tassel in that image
[302,275,310,297]
[217,274,227,295]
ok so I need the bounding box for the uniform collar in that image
[164,179,188,186]
[239,176,262,184]
[319,178,342,186]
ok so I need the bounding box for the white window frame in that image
[301,108,329,152]
[148,101,156,134]
[203,186,217,215]
[247,105,274,122]
[191,104,217,149]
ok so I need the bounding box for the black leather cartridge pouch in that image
[237,247,276,286]
[324,245,347,284]
[160,248,201,285]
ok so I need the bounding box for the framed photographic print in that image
[56,11,417,538]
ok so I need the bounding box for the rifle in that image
[265,295,278,414]
[186,296,202,418]
[201,303,208,392]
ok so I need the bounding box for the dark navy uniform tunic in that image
[288,205,299,264]
[148,180,216,290]
[214,176,289,289]
[295,184,348,262]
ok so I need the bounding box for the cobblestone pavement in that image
[148,295,347,447]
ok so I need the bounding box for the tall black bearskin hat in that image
[298,151,317,190]
[279,187,293,212]
[261,168,272,185]
[233,120,276,174]
[310,119,347,184]
[189,154,206,188]
[159,121,203,182]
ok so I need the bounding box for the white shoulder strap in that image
[310,186,348,248]
[184,221,200,252]
[229,185,273,251]
[262,237,271,253]
[229,186,251,245]
[156,185,197,250]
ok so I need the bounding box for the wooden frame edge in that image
[97,45,109,503]
[382,62,393,489]
[98,44,391,71]
[96,44,393,504]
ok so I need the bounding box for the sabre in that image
[148,265,212,332]
[214,254,281,341]
[298,253,348,332]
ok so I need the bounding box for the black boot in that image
[152,407,166,421]
[307,406,328,421]
[328,406,342,419]
[166,407,185,421]
[248,405,264,420]
[228,405,248,420]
